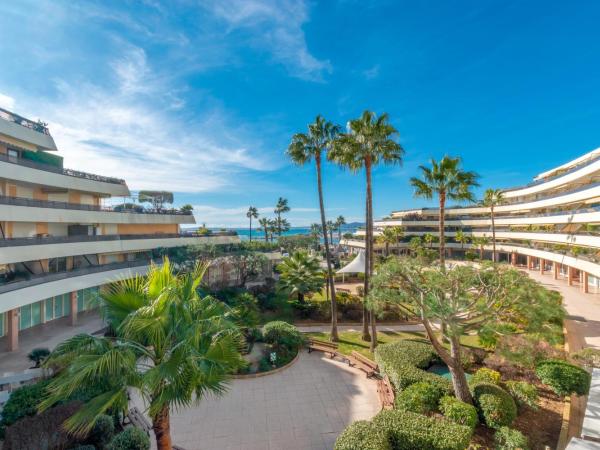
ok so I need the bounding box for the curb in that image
[232,349,301,379]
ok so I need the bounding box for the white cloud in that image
[0,93,15,110]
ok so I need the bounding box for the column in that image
[511,252,517,266]
[553,262,559,280]
[6,308,19,352]
[69,291,78,326]
[567,267,574,286]
[526,255,532,270]
[539,258,545,274]
[581,272,589,293]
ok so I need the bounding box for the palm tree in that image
[482,188,504,263]
[326,219,335,245]
[268,218,278,243]
[423,232,436,248]
[246,206,259,242]
[377,226,404,256]
[455,229,470,250]
[258,217,269,242]
[287,116,341,341]
[472,235,490,259]
[40,260,244,450]
[330,110,404,351]
[335,215,346,242]
[274,197,290,237]
[277,251,325,303]
[410,156,479,267]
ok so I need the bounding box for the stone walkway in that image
[152,351,380,450]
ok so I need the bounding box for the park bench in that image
[307,338,338,358]
[348,351,378,378]
[125,407,153,436]
[376,375,395,410]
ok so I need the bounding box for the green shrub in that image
[86,414,115,448]
[27,347,50,368]
[471,368,501,386]
[375,340,453,395]
[261,321,305,354]
[439,396,478,431]
[572,348,600,368]
[0,379,50,437]
[505,381,538,409]
[494,426,529,450]
[334,420,392,450]
[535,359,591,397]
[107,427,150,450]
[472,383,517,429]
[373,409,472,450]
[71,446,96,450]
[395,382,443,414]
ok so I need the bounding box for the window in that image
[19,304,31,330]
[53,295,63,318]
[45,298,54,321]
[0,312,4,337]
[7,148,18,162]
[31,302,41,327]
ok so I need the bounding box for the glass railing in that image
[0,107,51,136]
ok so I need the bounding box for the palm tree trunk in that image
[316,155,339,342]
[361,166,372,342]
[277,212,281,236]
[491,206,496,263]
[439,192,446,267]
[249,218,252,243]
[152,406,172,450]
[385,242,389,257]
[366,160,377,352]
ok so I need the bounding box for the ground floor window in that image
[44,293,71,323]
[19,300,43,330]
[77,287,100,312]
[0,312,5,337]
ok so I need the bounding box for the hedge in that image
[107,427,151,450]
[470,368,501,386]
[472,383,517,429]
[494,426,529,450]
[334,420,392,450]
[0,379,51,437]
[373,409,472,450]
[439,396,478,431]
[374,340,453,395]
[395,382,444,414]
[505,381,538,409]
[85,414,115,448]
[261,321,305,353]
[535,359,591,397]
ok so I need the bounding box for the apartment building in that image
[0,108,239,352]
[343,148,600,293]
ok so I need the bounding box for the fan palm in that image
[287,116,341,341]
[274,197,290,237]
[268,218,278,243]
[423,232,436,248]
[482,188,504,262]
[330,110,404,351]
[410,156,479,267]
[246,206,259,242]
[472,235,490,259]
[377,226,404,256]
[258,217,270,242]
[277,251,325,303]
[40,259,244,450]
[335,215,346,242]
[326,220,335,245]
[455,229,470,250]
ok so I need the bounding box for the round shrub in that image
[334,420,391,450]
[396,382,443,415]
[535,359,591,397]
[261,321,305,354]
[439,396,478,431]
[107,427,150,450]
[27,347,50,368]
[505,381,538,409]
[494,426,529,450]
[86,414,115,448]
[472,383,517,429]
[471,368,501,386]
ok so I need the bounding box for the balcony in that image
[0,108,57,152]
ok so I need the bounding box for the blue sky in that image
[1,1,599,227]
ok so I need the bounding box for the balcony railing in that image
[0,107,51,136]
[0,151,126,185]
[0,195,193,215]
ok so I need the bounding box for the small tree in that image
[138,191,174,212]
[231,253,268,286]
[455,229,470,250]
[277,251,324,303]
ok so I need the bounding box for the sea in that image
[204,225,361,243]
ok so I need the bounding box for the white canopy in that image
[337,250,365,274]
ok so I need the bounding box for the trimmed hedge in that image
[395,382,444,414]
[373,409,472,450]
[439,396,478,431]
[470,368,501,386]
[535,359,591,397]
[375,340,453,395]
[262,321,305,352]
[107,427,150,450]
[334,420,392,450]
[472,383,517,429]
[505,381,538,409]
[494,426,529,450]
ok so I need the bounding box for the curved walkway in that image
[166,351,380,450]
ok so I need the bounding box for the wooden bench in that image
[307,339,338,358]
[376,375,395,410]
[125,407,152,436]
[348,351,378,378]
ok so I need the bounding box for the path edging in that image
[232,349,301,379]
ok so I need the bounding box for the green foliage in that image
[27,347,50,368]
[395,382,444,414]
[85,414,114,448]
[276,251,324,302]
[373,409,472,450]
[471,368,501,386]
[374,340,453,394]
[505,381,538,409]
[229,292,260,330]
[494,426,529,450]
[261,321,305,355]
[107,427,150,450]
[572,348,600,368]
[439,396,478,431]
[334,420,392,450]
[472,383,517,429]
[494,334,564,368]
[0,379,50,436]
[72,446,97,450]
[278,234,318,252]
[535,359,591,397]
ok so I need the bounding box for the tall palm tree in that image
[40,260,244,450]
[268,218,278,243]
[277,251,325,303]
[246,206,259,242]
[258,217,270,242]
[482,188,504,263]
[410,156,479,267]
[274,197,291,237]
[287,116,341,341]
[326,219,335,245]
[330,110,404,351]
[335,215,346,242]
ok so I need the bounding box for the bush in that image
[334,420,392,450]
[505,381,538,409]
[472,383,517,429]
[375,340,453,395]
[471,368,501,386]
[86,414,115,448]
[107,427,150,450]
[439,396,478,431]
[494,426,529,450]
[572,348,600,368]
[395,382,443,415]
[27,347,50,368]
[373,409,472,450]
[261,321,305,354]
[72,446,96,450]
[535,359,591,397]
[0,379,50,436]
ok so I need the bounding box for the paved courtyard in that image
[163,351,380,450]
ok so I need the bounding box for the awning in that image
[337,250,365,274]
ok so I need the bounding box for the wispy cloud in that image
[0,93,15,110]
[362,64,380,80]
